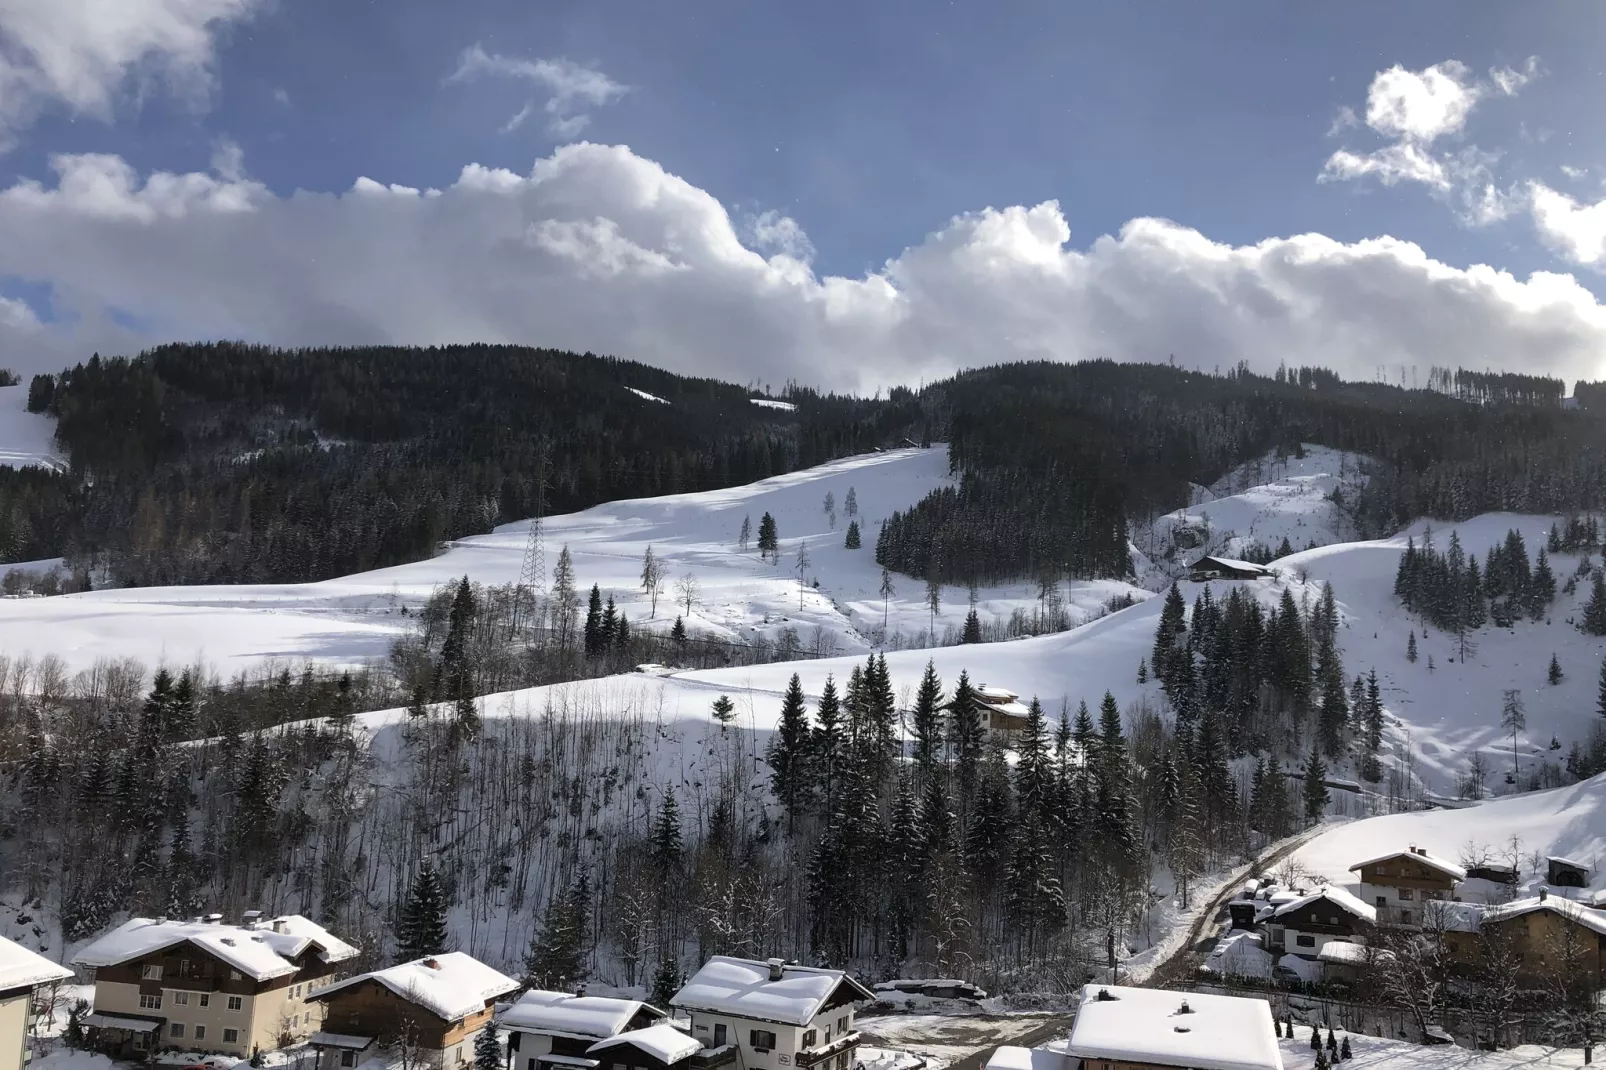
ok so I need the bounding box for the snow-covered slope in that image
[1139,445,1366,573]
[0,384,63,471]
[1290,772,1606,899]
[0,447,1142,673]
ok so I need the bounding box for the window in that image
[713,1025,727,1048]
[175,992,190,1006]
[230,970,243,981]
[142,964,163,980]
[195,1027,207,1041]
[140,994,162,1010]
[801,1031,817,1049]
[340,1053,357,1068]
[1295,934,1315,948]
[1399,888,1414,901]
[199,994,210,1008]
[170,1024,186,1039]
[750,1030,777,1052]
[1375,896,1386,908]
[836,1055,848,1070]
[228,996,243,1011]
[223,1029,240,1044]
[836,1017,848,1033]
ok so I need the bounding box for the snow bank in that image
[0,385,64,471]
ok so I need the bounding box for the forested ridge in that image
[17,343,927,586]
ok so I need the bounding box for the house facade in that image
[1064,985,1282,1070]
[1443,893,1606,986]
[308,953,518,1070]
[1349,847,1464,927]
[0,936,73,1070]
[972,686,1031,740]
[1188,557,1273,582]
[1264,886,1375,961]
[74,912,358,1060]
[671,957,874,1070]
[501,990,663,1070]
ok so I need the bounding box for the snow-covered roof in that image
[309,1033,375,1051]
[1272,885,1376,924]
[500,990,662,1038]
[1193,557,1271,575]
[1066,985,1282,1070]
[83,1013,162,1032]
[1480,895,1606,936]
[0,934,72,992]
[1316,941,1391,966]
[1548,855,1591,870]
[672,956,874,1026]
[975,685,1018,700]
[588,1025,700,1064]
[73,915,358,981]
[309,953,518,1022]
[976,699,1031,719]
[983,1046,1063,1070]
[1349,848,1467,882]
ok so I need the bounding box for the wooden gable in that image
[1275,899,1369,937]
[1357,855,1457,890]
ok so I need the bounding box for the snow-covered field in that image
[1289,771,1606,897]
[0,446,1145,675]
[0,384,64,471]
[1279,1034,1597,1068]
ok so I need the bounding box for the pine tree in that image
[711,694,736,727]
[1598,657,1606,718]
[647,793,682,880]
[962,608,981,644]
[911,661,944,785]
[757,512,779,560]
[1549,653,1563,685]
[583,584,604,657]
[396,860,451,959]
[948,671,982,820]
[1531,547,1556,618]
[1136,658,1148,683]
[473,1023,501,1070]
[670,615,688,649]
[1586,571,1606,636]
[1302,743,1328,824]
[1153,582,1187,685]
[649,955,682,1009]
[844,520,861,550]
[525,871,590,990]
[1014,698,1053,823]
[1406,630,1417,663]
[767,674,813,828]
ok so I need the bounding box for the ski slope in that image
[0,384,65,471]
[0,446,1142,674]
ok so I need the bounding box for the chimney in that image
[1540,887,1549,902]
[576,983,588,997]
[243,910,262,929]
[1178,999,1192,1015]
[423,958,441,970]
[766,958,785,982]
[273,920,289,935]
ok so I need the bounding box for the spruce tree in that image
[473,1024,501,1070]
[947,671,982,819]
[1586,571,1606,636]
[911,661,944,785]
[670,615,688,648]
[650,791,684,879]
[757,512,779,560]
[710,694,736,727]
[1549,653,1563,685]
[767,674,813,828]
[1302,743,1329,824]
[1406,630,1417,663]
[396,860,451,959]
[962,608,981,644]
[844,520,861,550]
[583,584,604,657]
[650,956,682,1009]
[525,871,590,991]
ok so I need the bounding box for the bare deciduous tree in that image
[676,574,700,618]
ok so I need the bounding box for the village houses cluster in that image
[2,841,1605,1070]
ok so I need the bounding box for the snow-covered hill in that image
[1138,445,1367,573]
[0,446,1143,673]
[1290,771,1606,899]
[0,384,64,471]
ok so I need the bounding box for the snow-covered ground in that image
[0,446,1145,675]
[1289,771,1606,898]
[0,384,65,471]
[1138,445,1366,571]
[1279,1034,1597,1068]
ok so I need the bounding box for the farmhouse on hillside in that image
[1443,890,1606,986]
[670,956,875,1070]
[1350,846,1464,927]
[72,911,358,1060]
[500,989,664,1070]
[1188,557,1273,582]
[306,953,518,1070]
[1063,984,1283,1070]
[971,685,1032,740]
[0,935,72,1070]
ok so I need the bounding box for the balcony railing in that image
[796,1032,861,1068]
[690,1046,738,1070]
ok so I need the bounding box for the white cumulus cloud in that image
[1,144,1605,391]
[448,45,627,137]
[0,0,259,145]
[1364,60,1482,143]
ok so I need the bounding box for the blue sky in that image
[1,1,1606,391]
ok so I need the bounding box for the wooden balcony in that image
[796,1033,861,1068]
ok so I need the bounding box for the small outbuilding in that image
[1547,856,1590,888]
[1189,557,1273,582]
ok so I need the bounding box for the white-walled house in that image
[1349,847,1464,928]
[1263,886,1375,961]
[670,957,874,1070]
[500,990,663,1070]
[0,936,72,1070]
